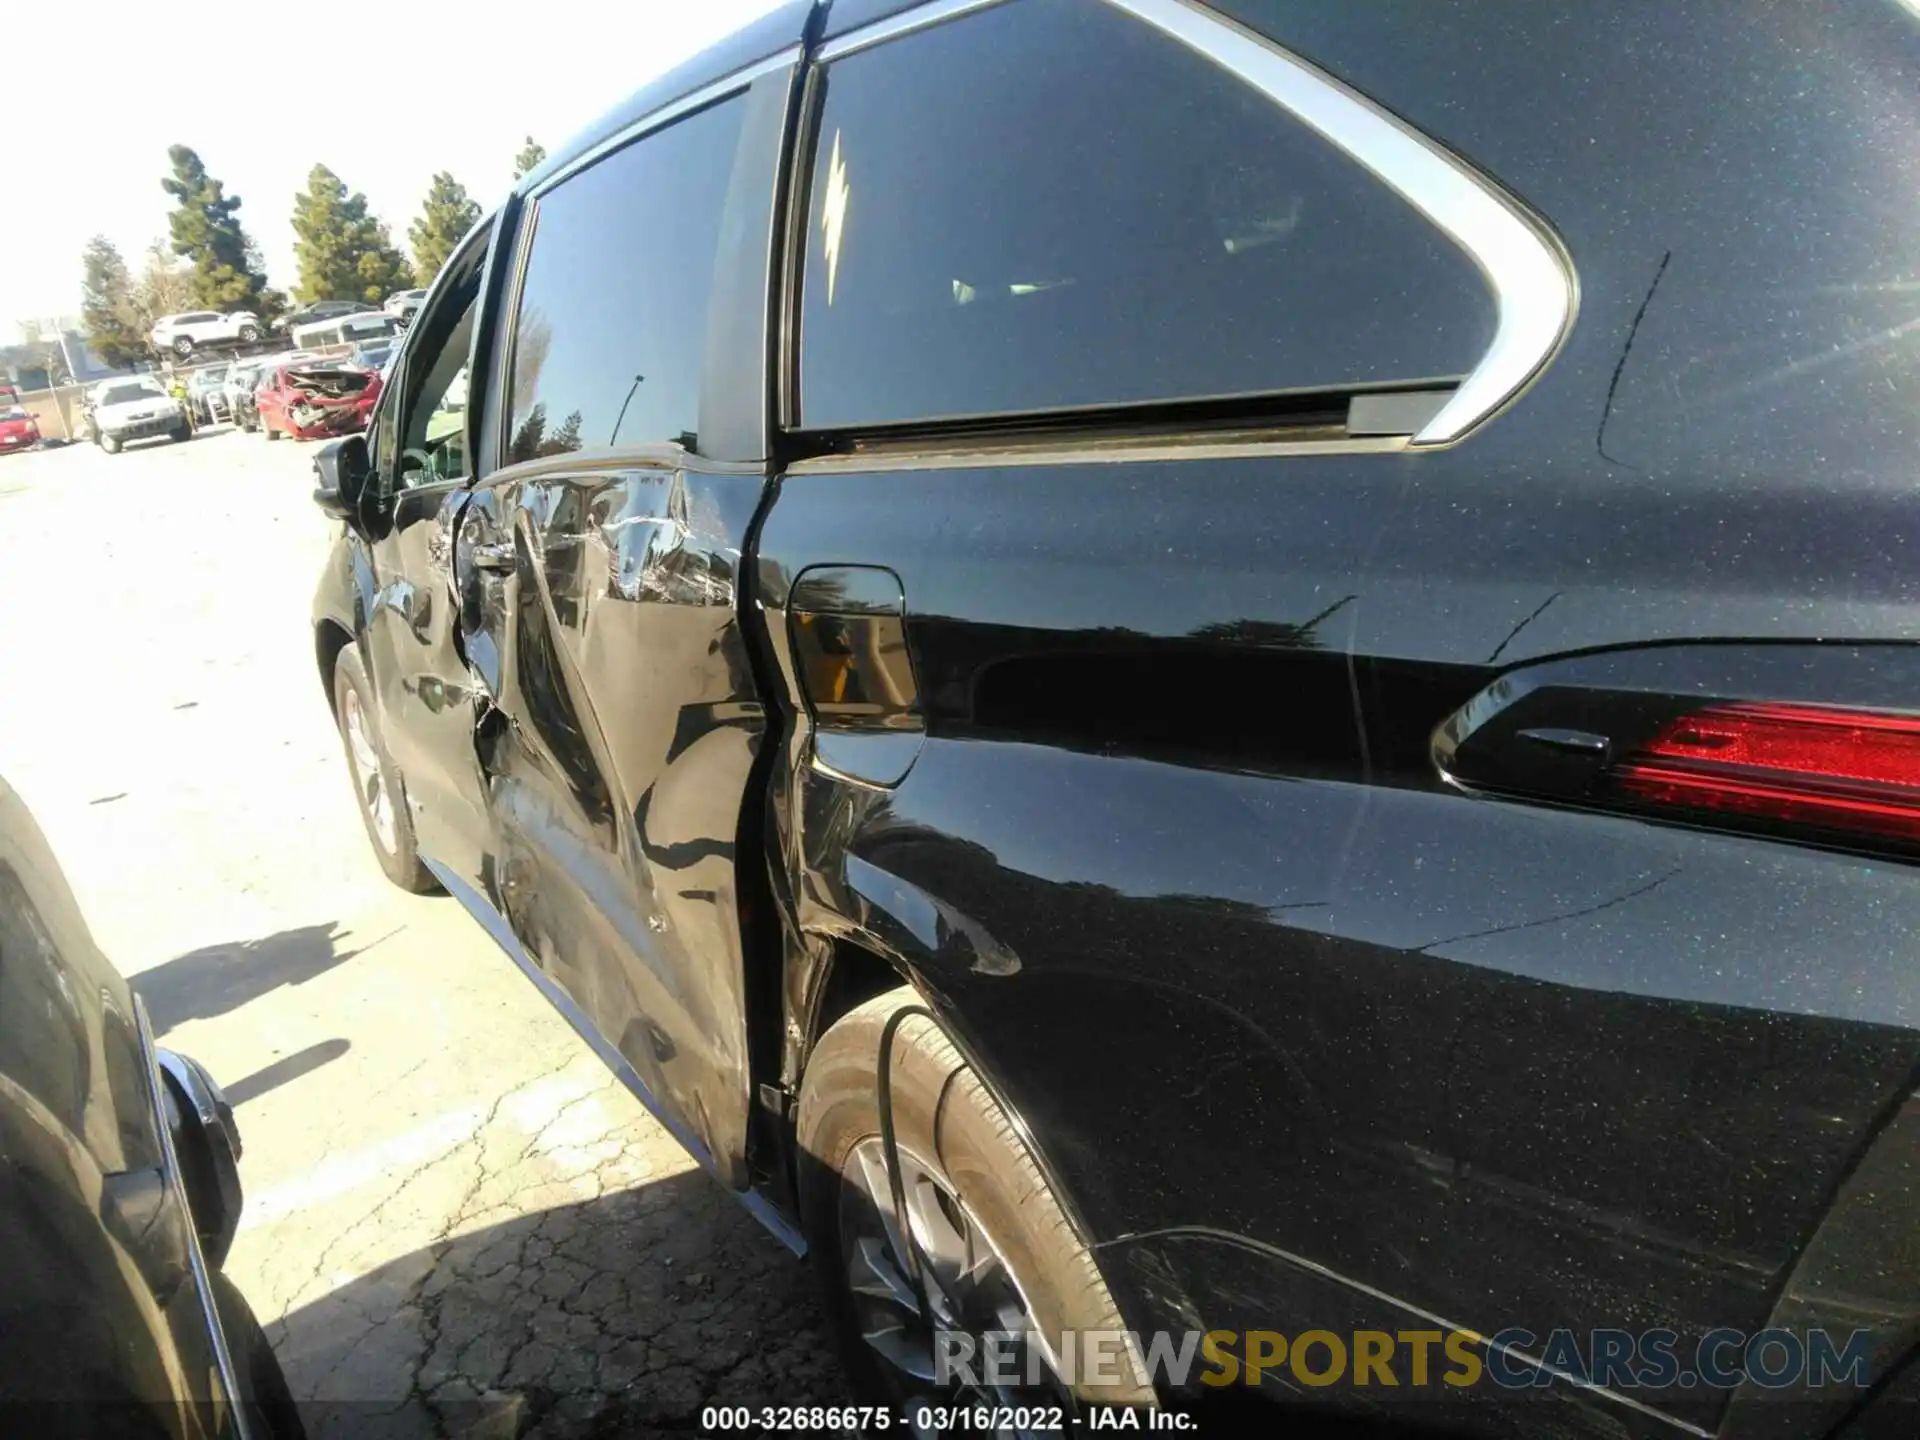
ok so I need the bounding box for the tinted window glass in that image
[798,0,1495,429]
[505,96,745,463]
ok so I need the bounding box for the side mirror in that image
[312,435,370,523]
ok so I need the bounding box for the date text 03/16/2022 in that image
[700,1405,1189,1431]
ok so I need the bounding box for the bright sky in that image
[0,0,783,331]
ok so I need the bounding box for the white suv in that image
[150,310,262,359]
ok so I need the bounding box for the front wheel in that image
[172,336,194,359]
[331,641,436,892]
[100,433,121,454]
[211,1273,307,1440]
[171,425,191,443]
[797,988,1156,1423]
[264,422,281,441]
[238,324,260,342]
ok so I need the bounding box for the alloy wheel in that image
[839,1137,1069,1438]
[340,687,397,853]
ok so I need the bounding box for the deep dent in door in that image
[458,464,765,1189]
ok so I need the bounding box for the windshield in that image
[98,383,165,405]
[190,368,228,389]
[2,406,29,421]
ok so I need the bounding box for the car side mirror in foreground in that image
[312,435,370,523]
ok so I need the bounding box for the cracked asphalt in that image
[0,431,845,1436]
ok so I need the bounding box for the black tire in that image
[330,641,436,892]
[264,422,281,441]
[211,1272,307,1440]
[238,324,260,342]
[171,426,191,443]
[100,433,121,454]
[797,987,1155,1417]
[172,336,194,359]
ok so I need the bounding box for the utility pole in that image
[36,316,76,442]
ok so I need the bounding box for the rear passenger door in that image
[452,61,796,1188]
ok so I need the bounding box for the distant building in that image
[1,325,135,390]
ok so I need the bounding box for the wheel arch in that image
[783,933,1112,1273]
[801,937,911,1077]
[314,618,354,716]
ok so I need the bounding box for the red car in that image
[0,405,40,454]
[256,365,381,442]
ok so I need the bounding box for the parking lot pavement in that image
[0,431,844,1436]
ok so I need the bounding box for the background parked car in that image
[272,300,379,336]
[0,405,39,454]
[184,363,232,425]
[290,313,401,357]
[150,310,261,359]
[257,364,380,441]
[0,773,303,1439]
[88,377,188,453]
[383,288,427,325]
[345,338,394,373]
[224,358,284,432]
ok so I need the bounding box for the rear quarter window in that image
[796,0,1496,430]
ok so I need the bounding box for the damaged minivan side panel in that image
[457,462,769,1188]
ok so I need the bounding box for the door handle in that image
[469,540,516,573]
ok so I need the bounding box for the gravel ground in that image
[0,429,844,1437]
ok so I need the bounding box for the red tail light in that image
[1614,702,1920,841]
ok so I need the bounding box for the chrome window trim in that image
[526,46,801,201]
[817,0,1012,59]
[807,0,1577,448]
[1104,0,1575,445]
[785,434,1408,475]
[495,54,794,471]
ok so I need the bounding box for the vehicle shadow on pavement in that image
[133,922,368,1038]
[275,1169,846,1440]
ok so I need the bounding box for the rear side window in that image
[504,96,746,463]
[797,0,1496,430]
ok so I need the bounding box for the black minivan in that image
[310,1,1920,1432]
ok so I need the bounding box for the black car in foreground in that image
[307,0,1920,1433]
[0,777,300,1438]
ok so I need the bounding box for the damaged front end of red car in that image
[283,368,381,440]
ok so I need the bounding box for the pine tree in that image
[79,237,146,369]
[512,137,547,181]
[160,146,274,315]
[409,172,482,289]
[291,165,416,304]
[544,410,583,455]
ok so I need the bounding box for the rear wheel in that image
[171,425,191,443]
[797,988,1155,1426]
[330,641,435,892]
[264,422,281,441]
